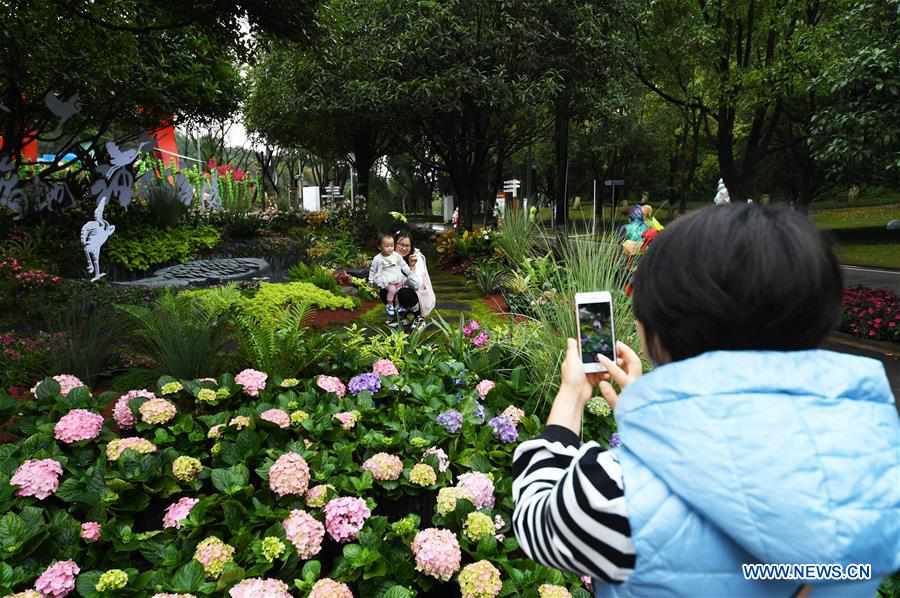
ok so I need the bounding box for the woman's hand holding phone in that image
[549,339,642,433]
[595,342,642,409]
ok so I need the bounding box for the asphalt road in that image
[842,265,900,294]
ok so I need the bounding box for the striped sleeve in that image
[512,425,636,584]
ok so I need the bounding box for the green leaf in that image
[0,512,28,556]
[75,570,103,598]
[211,464,249,495]
[302,560,321,583]
[35,378,61,400]
[383,586,414,598]
[172,560,205,592]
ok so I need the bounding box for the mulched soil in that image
[306,301,378,328]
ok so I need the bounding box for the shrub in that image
[840,287,900,342]
[143,181,188,229]
[106,225,222,272]
[117,291,232,379]
[0,324,593,597]
[235,303,335,377]
[246,283,356,323]
[288,262,341,293]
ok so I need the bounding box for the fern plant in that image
[117,291,231,379]
[234,302,329,377]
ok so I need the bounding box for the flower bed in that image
[840,286,900,343]
[0,323,596,597]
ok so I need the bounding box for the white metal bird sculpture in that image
[80,196,115,282]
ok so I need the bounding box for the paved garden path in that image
[428,268,485,323]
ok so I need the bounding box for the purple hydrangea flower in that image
[454,378,466,387]
[609,433,621,448]
[488,415,518,443]
[348,373,381,396]
[474,402,485,423]
[437,409,463,433]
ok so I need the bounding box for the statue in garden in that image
[201,170,222,211]
[0,156,25,218]
[175,173,194,207]
[621,205,649,257]
[80,196,115,282]
[713,178,731,205]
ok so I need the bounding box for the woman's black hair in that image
[395,230,416,264]
[632,204,843,364]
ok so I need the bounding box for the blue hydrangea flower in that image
[609,432,621,448]
[437,409,463,433]
[474,402,485,423]
[488,415,518,444]
[348,372,381,396]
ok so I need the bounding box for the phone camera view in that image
[579,303,613,364]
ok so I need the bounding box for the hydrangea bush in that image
[0,324,593,597]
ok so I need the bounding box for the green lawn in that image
[533,199,900,269]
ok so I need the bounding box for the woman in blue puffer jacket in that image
[512,203,899,598]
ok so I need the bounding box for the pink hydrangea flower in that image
[31,374,84,398]
[456,472,495,510]
[228,578,292,598]
[235,369,267,397]
[458,560,502,598]
[152,594,197,598]
[139,398,177,425]
[283,509,325,559]
[316,375,346,398]
[538,584,573,598]
[333,411,359,430]
[475,379,495,399]
[193,537,234,578]
[372,359,399,376]
[308,579,353,598]
[260,408,290,429]
[422,447,450,473]
[106,437,157,461]
[362,453,403,481]
[268,452,310,497]
[54,409,104,444]
[34,560,79,598]
[81,521,102,542]
[324,497,371,543]
[581,576,593,590]
[10,458,63,500]
[411,528,462,581]
[112,390,157,429]
[501,406,525,425]
[305,484,331,508]
[163,497,199,529]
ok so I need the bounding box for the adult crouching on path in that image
[374,231,435,329]
[511,204,900,598]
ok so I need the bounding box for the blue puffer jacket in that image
[596,350,900,598]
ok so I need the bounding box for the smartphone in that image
[575,291,615,373]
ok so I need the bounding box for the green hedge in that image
[107,226,222,272]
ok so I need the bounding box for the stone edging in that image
[827,332,900,360]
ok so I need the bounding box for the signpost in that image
[604,179,625,227]
[322,183,342,208]
[503,179,521,198]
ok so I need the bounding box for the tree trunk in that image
[553,87,571,228]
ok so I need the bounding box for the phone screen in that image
[578,301,614,364]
